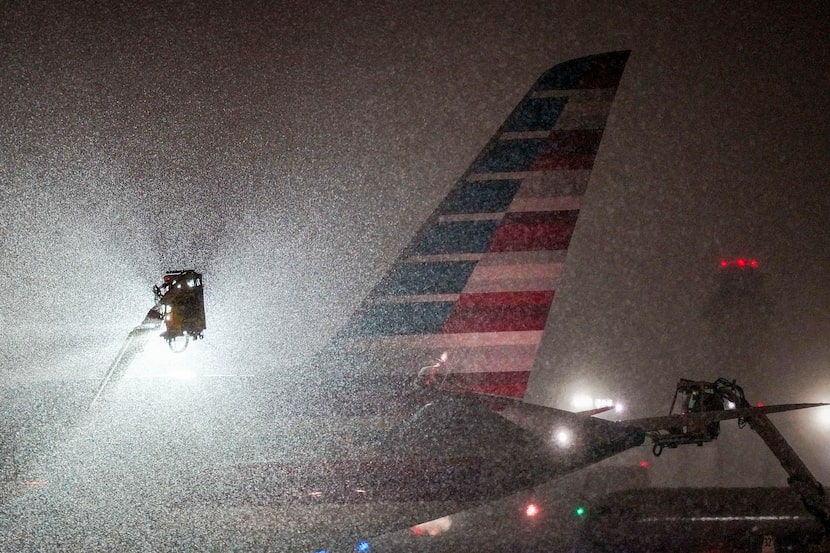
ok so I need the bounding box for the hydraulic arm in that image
[712,378,830,534]
[650,378,830,538]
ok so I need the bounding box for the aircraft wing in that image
[627,403,829,433]
[317,51,631,399]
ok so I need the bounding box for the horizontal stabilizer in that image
[628,403,829,433]
[577,405,615,417]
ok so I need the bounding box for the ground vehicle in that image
[649,379,726,455]
[90,270,207,404]
[148,269,206,352]
[648,378,830,542]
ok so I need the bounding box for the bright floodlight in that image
[571,394,594,410]
[554,428,572,447]
[573,394,620,412]
[571,394,617,411]
[814,404,830,428]
[128,333,198,380]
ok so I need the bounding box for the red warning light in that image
[720,258,760,270]
[640,460,649,468]
[757,402,764,408]
[525,503,540,517]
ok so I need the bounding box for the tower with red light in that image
[715,257,765,310]
[706,256,773,404]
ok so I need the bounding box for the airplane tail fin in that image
[319,52,631,399]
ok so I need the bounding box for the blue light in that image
[355,541,370,552]
[314,550,327,553]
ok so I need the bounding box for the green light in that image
[575,506,585,517]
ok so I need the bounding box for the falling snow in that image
[1,1,829,551]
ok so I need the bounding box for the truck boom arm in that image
[713,379,830,535]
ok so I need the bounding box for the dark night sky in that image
[2,1,829,486]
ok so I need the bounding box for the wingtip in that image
[623,401,830,433]
[755,402,830,413]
